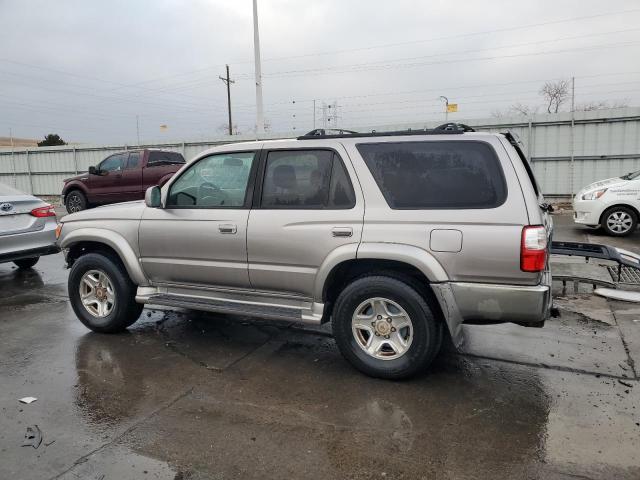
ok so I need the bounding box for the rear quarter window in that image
[356,141,507,209]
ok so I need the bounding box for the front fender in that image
[59,227,149,286]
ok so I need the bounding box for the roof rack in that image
[297,123,475,140]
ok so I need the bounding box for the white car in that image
[573,170,640,236]
[0,182,60,268]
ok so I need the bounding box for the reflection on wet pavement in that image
[1,217,639,479]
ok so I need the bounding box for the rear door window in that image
[356,141,507,209]
[260,150,355,209]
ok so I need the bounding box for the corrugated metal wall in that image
[2,107,640,196]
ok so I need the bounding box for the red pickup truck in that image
[62,149,185,212]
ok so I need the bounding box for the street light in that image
[439,96,449,122]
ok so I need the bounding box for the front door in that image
[247,145,364,298]
[118,152,143,201]
[139,150,258,289]
[89,153,126,204]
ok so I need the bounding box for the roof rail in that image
[434,123,475,132]
[303,128,360,136]
[297,124,474,140]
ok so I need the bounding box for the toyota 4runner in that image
[57,125,552,379]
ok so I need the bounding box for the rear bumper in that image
[0,218,59,263]
[432,273,552,348]
[0,244,60,263]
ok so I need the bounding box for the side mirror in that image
[145,186,162,208]
[88,166,98,175]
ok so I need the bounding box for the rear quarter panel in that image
[343,135,538,286]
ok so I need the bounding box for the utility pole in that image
[253,0,265,136]
[440,96,449,122]
[569,76,576,198]
[136,115,140,145]
[313,99,316,130]
[219,65,235,135]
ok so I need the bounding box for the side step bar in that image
[146,293,321,324]
[550,241,640,269]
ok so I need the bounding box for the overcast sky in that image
[1,0,640,144]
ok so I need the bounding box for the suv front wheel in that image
[68,252,143,333]
[332,275,442,379]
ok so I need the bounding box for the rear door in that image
[247,144,364,298]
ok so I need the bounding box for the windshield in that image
[620,170,640,180]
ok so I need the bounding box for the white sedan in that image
[573,170,640,236]
[0,182,60,268]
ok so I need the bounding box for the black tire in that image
[68,252,143,333]
[13,257,39,269]
[332,275,441,380]
[65,190,88,213]
[601,206,638,237]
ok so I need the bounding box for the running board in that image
[144,293,323,325]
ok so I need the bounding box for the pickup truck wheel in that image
[601,206,638,237]
[65,190,87,213]
[332,276,440,379]
[13,257,40,269]
[69,253,143,333]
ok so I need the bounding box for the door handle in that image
[332,227,353,237]
[218,224,237,234]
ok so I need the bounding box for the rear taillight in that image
[521,225,548,272]
[30,205,56,218]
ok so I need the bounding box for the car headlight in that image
[581,188,607,200]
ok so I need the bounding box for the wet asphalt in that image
[1,213,639,480]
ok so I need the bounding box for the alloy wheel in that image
[351,297,413,360]
[606,211,633,234]
[79,269,116,318]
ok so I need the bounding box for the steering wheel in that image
[198,182,228,206]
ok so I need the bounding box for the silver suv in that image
[58,125,552,379]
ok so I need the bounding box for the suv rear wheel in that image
[332,275,441,379]
[601,206,638,237]
[68,252,143,333]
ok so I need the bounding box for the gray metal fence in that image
[2,107,640,197]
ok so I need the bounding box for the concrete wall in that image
[2,107,640,196]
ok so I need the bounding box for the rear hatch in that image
[0,195,47,236]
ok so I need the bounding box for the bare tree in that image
[540,80,570,113]
[490,103,538,118]
[509,103,538,117]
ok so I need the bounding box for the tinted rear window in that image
[357,141,507,209]
[148,151,185,165]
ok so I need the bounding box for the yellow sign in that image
[447,103,458,113]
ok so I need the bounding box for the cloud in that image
[0,0,639,143]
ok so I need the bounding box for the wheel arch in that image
[600,203,640,223]
[61,228,149,286]
[62,182,88,201]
